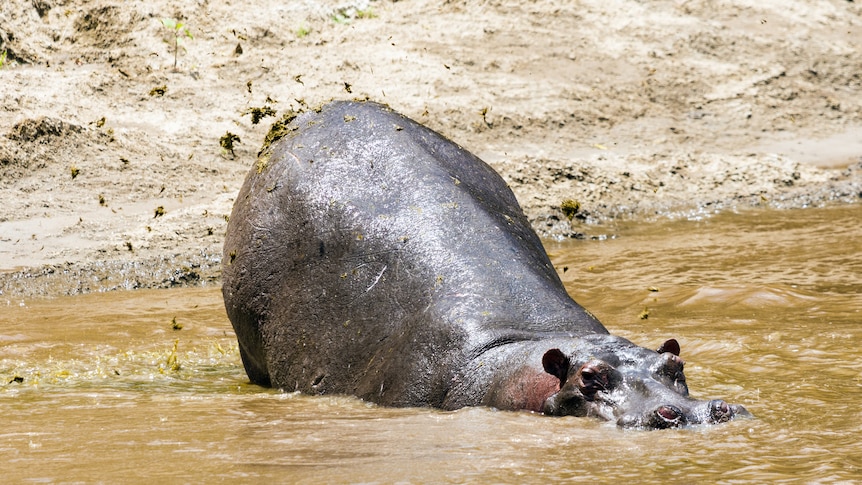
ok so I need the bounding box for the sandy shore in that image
[1,0,860,298]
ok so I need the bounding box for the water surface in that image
[2,204,860,483]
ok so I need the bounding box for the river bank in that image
[2,0,860,298]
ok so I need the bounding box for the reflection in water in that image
[1,205,860,482]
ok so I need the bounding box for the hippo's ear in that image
[657,338,681,356]
[542,348,570,386]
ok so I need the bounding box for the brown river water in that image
[1,204,860,483]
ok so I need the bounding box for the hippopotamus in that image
[222,100,751,429]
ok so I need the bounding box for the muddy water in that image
[1,205,860,483]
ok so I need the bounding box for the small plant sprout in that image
[332,11,349,24]
[296,23,310,38]
[331,6,375,24]
[160,18,193,71]
[0,50,7,69]
[356,8,376,19]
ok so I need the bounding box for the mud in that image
[1,0,861,298]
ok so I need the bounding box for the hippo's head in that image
[540,336,751,429]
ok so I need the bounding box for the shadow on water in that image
[1,204,860,482]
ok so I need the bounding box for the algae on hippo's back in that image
[222,100,750,429]
[255,153,270,174]
[258,110,300,156]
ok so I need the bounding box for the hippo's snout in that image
[702,399,753,425]
[617,404,689,429]
[617,399,752,429]
[709,399,734,423]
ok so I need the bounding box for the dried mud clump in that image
[73,5,144,49]
[7,117,83,142]
[1,31,29,64]
[1,118,89,178]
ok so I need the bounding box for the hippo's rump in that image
[222,101,605,406]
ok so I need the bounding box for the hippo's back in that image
[222,101,605,406]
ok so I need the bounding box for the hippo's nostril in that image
[708,399,733,423]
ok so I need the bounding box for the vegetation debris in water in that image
[161,339,181,373]
[638,307,650,320]
[154,206,166,218]
[171,317,183,330]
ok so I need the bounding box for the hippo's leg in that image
[238,343,271,387]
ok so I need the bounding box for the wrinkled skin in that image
[222,100,751,429]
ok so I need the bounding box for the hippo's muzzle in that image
[540,340,752,430]
[618,399,751,429]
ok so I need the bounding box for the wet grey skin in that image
[540,335,752,428]
[222,100,752,429]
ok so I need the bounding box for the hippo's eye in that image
[576,359,621,398]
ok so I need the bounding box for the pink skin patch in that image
[490,368,561,412]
